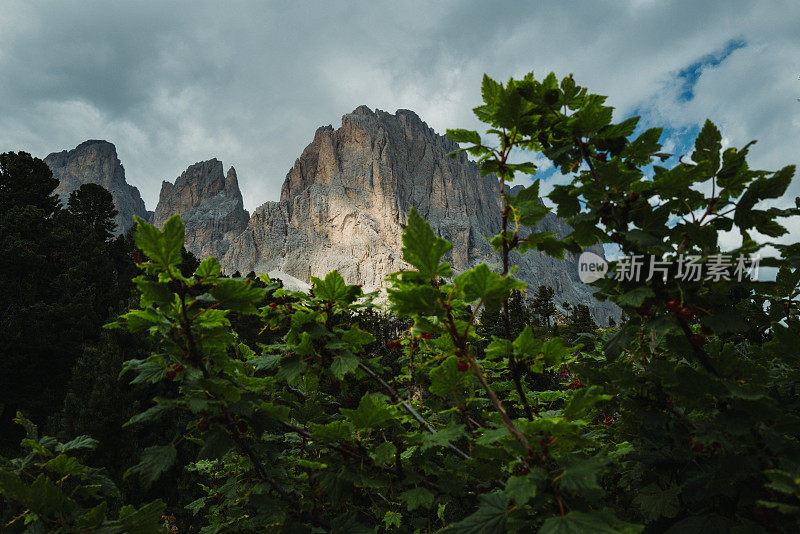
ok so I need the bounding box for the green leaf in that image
[454,263,526,312]
[617,287,654,307]
[504,470,546,505]
[185,496,206,516]
[133,277,174,307]
[421,423,466,451]
[540,338,576,367]
[341,393,393,429]
[309,420,353,443]
[330,350,359,379]
[509,181,551,226]
[116,500,168,532]
[401,207,453,279]
[209,279,266,314]
[429,356,472,400]
[563,385,612,419]
[623,127,662,164]
[633,483,681,521]
[513,326,542,363]
[444,492,508,533]
[342,327,375,350]
[693,119,722,173]
[124,445,177,489]
[539,511,618,534]
[447,129,482,145]
[735,165,795,229]
[311,270,363,305]
[44,454,87,477]
[383,510,403,530]
[195,257,221,279]
[56,435,99,453]
[26,474,75,518]
[485,336,513,360]
[371,442,397,465]
[558,456,605,493]
[76,502,108,529]
[134,214,184,270]
[197,428,234,460]
[400,487,435,511]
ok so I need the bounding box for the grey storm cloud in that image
[1,0,799,225]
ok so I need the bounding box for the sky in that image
[1,0,799,243]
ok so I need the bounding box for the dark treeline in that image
[0,152,206,512]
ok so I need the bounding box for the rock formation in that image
[52,108,617,323]
[215,106,617,323]
[44,140,149,233]
[153,159,249,262]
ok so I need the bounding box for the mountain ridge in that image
[45,107,618,323]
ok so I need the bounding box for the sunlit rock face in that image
[45,140,149,233]
[213,106,617,323]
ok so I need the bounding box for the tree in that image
[68,183,118,240]
[0,151,60,217]
[0,153,132,453]
[530,285,556,327]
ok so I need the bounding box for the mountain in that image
[44,140,149,233]
[216,106,616,323]
[153,159,249,262]
[46,108,618,323]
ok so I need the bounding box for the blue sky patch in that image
[676,39,747,101]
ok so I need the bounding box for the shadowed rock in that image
[153,159,249,261]
[44,140,149,233]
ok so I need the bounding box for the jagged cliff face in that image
[49,108,617,323]
[153,159,249,262]
[222,106,502,289]
[44,140,149,233]
[215,106,616,323]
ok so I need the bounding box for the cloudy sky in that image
[1,0,798,222]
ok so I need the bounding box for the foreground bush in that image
[3,72,799,532]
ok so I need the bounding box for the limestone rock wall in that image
[153,159,249,262]
[44,140,149,233]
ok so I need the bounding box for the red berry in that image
[422,333,432,340]
[519,466,530,475]
[237,420,248,433]
[690,334,707,347]
[603,418,613,425]
[268,302,277,308]
[678,307,695,322]
[666,300,681,313]
[166,370,176,380]
[173,364,185,373]
[198,420,210,432]
[457,360,469,373]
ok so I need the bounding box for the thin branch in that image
[359,362,472,461]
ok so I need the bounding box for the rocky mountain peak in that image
[53,108,617,323]
[44,140,149,233]
[220,107,617,323]
[153,159,249,262]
